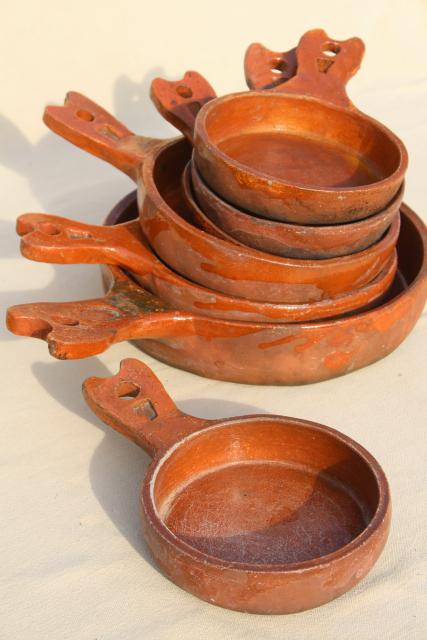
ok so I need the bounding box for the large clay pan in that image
[7,203,427,385]
[83,358,391,613]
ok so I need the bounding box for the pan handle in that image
[43,92,161,180]
[150,71,216,143]
[6,265,200,360]
[271,29,365,108]
[244,43,297,90]
[83,358,209,457]
[16,213,158,275]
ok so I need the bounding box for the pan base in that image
[164,461,367,565]
[219,131,380,189]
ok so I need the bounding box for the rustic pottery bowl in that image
[193,29,407,223]
[83,358,391,614]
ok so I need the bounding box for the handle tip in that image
[244,42,298,90]
[82,358,164,434]
[84,358,145,391]
[6,300,119,359]
[150,71,216,142]
[6,304,52,340]
[16,213,37,236]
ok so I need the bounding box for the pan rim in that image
[141,138,401,271]
[194,91,408,197]
[105,196,427,331]
[190,159,405,234]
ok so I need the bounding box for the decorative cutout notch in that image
[133,399,158,420]
[316,57,335,74]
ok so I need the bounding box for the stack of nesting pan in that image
[7,29,427,384]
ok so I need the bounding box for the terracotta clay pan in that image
[152,30,407,224]
[188,160,404,259]
[6,201,427,385]
[192,29,407,223]
[12,202,398,324]
[83,357,391,614]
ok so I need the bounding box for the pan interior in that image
[219,131,379,189]
[202,94,402,189]
[152,419,380,566]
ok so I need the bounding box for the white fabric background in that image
[1,1,426,637]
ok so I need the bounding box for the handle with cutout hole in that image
[83,358,209,456]
[271,29,365,108]
[43,92,161,180]
[6,264,202,361]
[244,43,297,90]
[16,213,160,275]
[150,71,216,143]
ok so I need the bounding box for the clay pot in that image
[189,160,404,259]
[83,357,391,614]
[193,29,407,223]
[6,202,427,385]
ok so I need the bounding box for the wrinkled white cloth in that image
[1,1,426,638]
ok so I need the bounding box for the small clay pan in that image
[83,357,391,614]
[189,161,404,259]
[192,29,407,223]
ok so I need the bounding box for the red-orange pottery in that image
[6,202,426,385]
[41,96,400,303]
[82,357,391,613]
[188,160,403,259]
[12,206,398,324]
[193,29,407,223]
